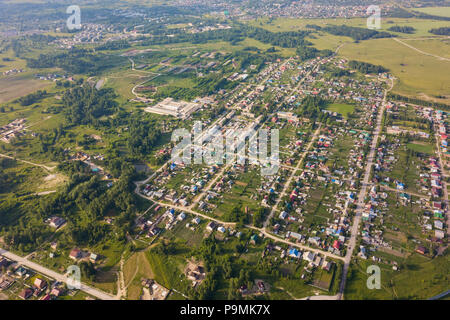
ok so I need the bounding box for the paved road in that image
[337,78,393,300]
[0,247,117,300]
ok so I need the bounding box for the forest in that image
[388,26,416,34]
[348,60,388,74]
[321,25,394,41]
[429,27,450,35]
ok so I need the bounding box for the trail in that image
[0,153,55,171]
[393,38,450,62]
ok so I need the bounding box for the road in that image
[337,77,393,300]
[0,153,55,171]
[378,184,430,200]
[248,226,345,262]
[263,124,322,228]
[0,247,117,300]
[140,198,237,227]
[433,120,450,238]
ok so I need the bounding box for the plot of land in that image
[0,76,51,103]
[339,38,450,103]
[326,103,355,119]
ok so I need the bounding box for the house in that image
[33,278,47,290]
[333,240,342,250]
[15,266,28,277]
[434,220,444,230]
[286,231,302,241]
[177,212,186,221]
[90,253,98,263]
[415,246,427,255]
[217,226,226,233]
[0,258,9,269]
[313,256,322,267]
[69,248,82,261]
[288,248,301,258]
[302,251,316,262]
[49,216,66,229]
[19,288,33,300]
[50,287,63,297]
[322,260,333,272]
[192,217,201,225]
[279,211,288,219]
[206,221,217,232]
[435,230,445,239]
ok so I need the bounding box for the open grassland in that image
[123,251,155,300]
[339,38,450,103]
[0,49,27,72]
[326,103,355,119]
[246,17,450,38]
[403,38,450,60]
[0,75,52,103]
[345,251,449,300]
[412,6,450,18]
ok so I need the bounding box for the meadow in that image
[412,6,450,18]
[345,251,449,300]
[339,38,450,103]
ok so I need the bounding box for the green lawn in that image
[407,142,434,154]
[326,103,355,119]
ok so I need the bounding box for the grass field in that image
[345,251,449,300]
[326,103,355,119]
[0,75,52,103]
[413,6,450,18]
[246,17,450,38]
[407,142,434,154]
[123,251,155,299]
[403,38,450,60]
[339,38,450,103]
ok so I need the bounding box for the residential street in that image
[0,247,117,300]
[337,77,393,299]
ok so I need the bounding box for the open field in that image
[123,251,155,300]
[339,38,450,103]
[0,75,52,103]
[326,103,355,119]
[246,17,450,38]
[345,251,449,300]
[403,38,450,60]
[412,6,450,18]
